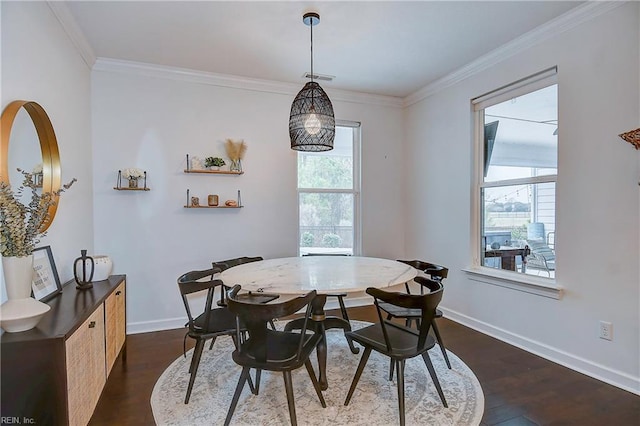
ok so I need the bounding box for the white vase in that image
[1,255,51,333]
[75,255,113,282]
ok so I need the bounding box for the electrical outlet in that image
[599,321,613,341]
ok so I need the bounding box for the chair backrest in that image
[212,256,264,272]
[227,285,317,363]
[367,277,443,351]
[212,256,264,304]
[397,259,449,284]
[177,268,226,332]
[526,240,555,260]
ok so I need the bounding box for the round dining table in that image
[220,256,417,389]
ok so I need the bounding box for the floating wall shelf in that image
[113,187,150,191]
[183,169,243,175]
[183,205,243,209]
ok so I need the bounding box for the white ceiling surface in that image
[66,1,583,98]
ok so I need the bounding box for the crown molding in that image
[403,1,627,107]
[93,58,404,108]
[46,1,96,69]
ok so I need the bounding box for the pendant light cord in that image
[310,18,314,83]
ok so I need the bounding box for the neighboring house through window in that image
[472,68,557,281]
[297,122,361,256]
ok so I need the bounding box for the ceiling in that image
[66,1,583,98]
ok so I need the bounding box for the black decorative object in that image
[73,249,94,289]
[289,12,335,152]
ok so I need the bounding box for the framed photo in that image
[32,246,62,302]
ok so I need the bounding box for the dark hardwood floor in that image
[90,305,639,425]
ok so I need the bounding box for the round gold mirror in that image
[1,101,61,232]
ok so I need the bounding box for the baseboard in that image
[127,317,187,335]
[440,306,640,396]
[126,295,374,335]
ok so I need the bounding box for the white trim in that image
[126,294,373,335]
[403,1,626,107]
[441,306,640,396]
[46,1,96,69]
[93,58,404,108]
[482,174,557,189]
[472,68,557,110]
[463,267,562,299]
[127,316,187,335]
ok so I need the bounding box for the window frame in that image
[467,68,562,298]
[297,120,362,256]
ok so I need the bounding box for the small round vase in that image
[75,255,113,282]
[1,255,51,333]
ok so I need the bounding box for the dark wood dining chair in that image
[379,260,452,370]
[212,256,266,306]
[344,282,448,426]
[224,285,326,426]
[177,267,241,404]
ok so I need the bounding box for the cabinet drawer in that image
[65,304,106,426]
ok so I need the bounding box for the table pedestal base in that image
[283,294,359,390]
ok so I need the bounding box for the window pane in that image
[298,126,353,189]
[482,183,555,277]
[299,193,353,255]
[484,85,557,182]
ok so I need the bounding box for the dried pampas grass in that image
[225,139,247,160]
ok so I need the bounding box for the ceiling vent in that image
[303,72,334,82]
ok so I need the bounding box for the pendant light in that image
[289,12,335,152]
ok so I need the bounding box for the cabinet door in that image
[66,304,106,426]
[105,281,126,373]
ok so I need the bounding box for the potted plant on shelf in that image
[204,157,226,170]
[121,168,145,188]
[0,169,76,332]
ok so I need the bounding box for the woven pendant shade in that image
[289,81,335,151]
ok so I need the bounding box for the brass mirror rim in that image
[1,100,62,232]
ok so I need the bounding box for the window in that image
[298,122,361,256]
[472,68,557,281]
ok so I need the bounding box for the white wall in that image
[405,3,639,393]
[90,68,405,332]
[1,2,94,300]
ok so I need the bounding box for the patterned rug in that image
[151,321,484,425]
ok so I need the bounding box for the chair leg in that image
[224,366,251,426]
[254,369,262,395]
[388,358,394,381]
[304,359,327,408]
[185,339,205,404]
[344,347,372,405]
[283,371,298,426]
[431,320,451,369]
[337,295,350,322]
[268,319,277,330]
[421,352,448,408]
[396,359,406,426]
[208,335,217,351]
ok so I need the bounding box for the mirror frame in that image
[1,100,62,232]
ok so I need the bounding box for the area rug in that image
[151,321,484,425]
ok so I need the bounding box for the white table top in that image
[219,256,417,294]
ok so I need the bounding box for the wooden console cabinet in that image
[1,275,126,426]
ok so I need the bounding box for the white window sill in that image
[462,266,563,299]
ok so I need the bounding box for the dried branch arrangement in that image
[224,139,247,161]
[619,128,640,150]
